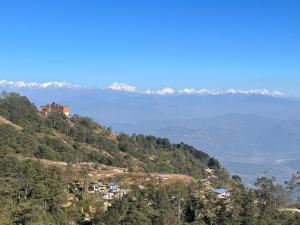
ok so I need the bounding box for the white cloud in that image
[109,82,137,93]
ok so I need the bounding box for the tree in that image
[208,157,221,170]
[254,177,276,211]
[240,191,258,225]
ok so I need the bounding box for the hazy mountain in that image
[110,114,300,184]
[2,83,300,184]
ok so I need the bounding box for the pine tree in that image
[240,191,258,225]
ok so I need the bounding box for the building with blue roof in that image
[209,188,230,199]
[108,182,118,192]
[212,188,229,194]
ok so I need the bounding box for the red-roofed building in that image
[39,102,70,117]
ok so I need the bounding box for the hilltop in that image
[0,92,300,225]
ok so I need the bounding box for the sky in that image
[0,0,300,95]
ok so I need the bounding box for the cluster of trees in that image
[0,155,67,225]
[89,177,300,225]
[1,158,299,225]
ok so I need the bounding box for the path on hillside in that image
[12,155,195,184]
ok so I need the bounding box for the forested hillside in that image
[0,92,220,176]
[15,86,300,185]
[0,92,299,225]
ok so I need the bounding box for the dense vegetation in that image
[0,92,219,177]
[0,92,300,225]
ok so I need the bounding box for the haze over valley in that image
[3,81,300,185]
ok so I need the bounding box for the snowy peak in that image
[225,88,283,96]
[0,80,82,89]
[108,82,284,97]
[145,87,176,95]
[109,82,137,93]
[0,80,284,97]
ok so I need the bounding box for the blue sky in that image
[0,0,300,95]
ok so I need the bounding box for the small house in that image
[210,188,230,198]
[108,182,118,192]
[103,192,114,200]
[89,182,99,192]
[88,181,104,193]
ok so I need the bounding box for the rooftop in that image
[212,188,229,194]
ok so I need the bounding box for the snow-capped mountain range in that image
[1,79,299,185]
[0,80,284,97]
[108,82,284,96]
[0,80,81,89]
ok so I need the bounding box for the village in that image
[68,180,128,201]
[38,103,231,200]
[38,102,232,217]
[66,169,230,206]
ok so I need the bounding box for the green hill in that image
[0,92,299,225]
[0,92,221,177]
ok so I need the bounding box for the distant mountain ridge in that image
[0,80,82,89]
[0,79,284,96]
[1,83,300,184]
